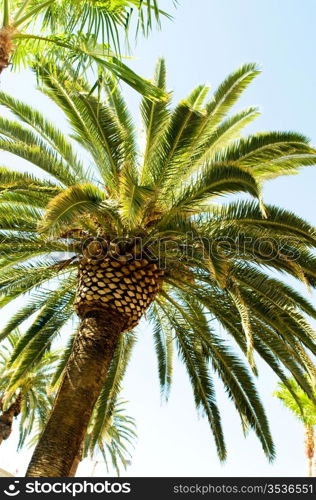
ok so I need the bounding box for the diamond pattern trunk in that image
[74,252,164,330]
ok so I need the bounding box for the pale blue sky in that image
[1,0,316,477]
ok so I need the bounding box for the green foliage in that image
[2,0,175,100]
[9,1,174,45]
[39,184,107,236]
[274,379,316,427]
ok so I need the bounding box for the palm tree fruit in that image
[74,251,164,331]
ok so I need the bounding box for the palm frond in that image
[219,132,316,180]
[148,303,173,400]
[39,184,106,236]
[205,63,260,129]
[169,164,260,214]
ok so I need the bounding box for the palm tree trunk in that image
[0,393,23,445]
[26,310,122,477]
[304,425,314,477]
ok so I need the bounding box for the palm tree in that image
[0,330,56,447]
[0,0,173,98]
[274,380,316,477]
[0,60,316,476]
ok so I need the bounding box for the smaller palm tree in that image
[274,379,316,477]
[0,329,56,448]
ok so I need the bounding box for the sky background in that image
[0,0,316,477]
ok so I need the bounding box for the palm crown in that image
[1,59,316,464]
